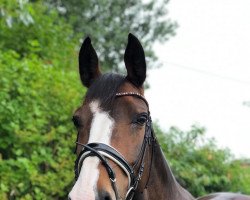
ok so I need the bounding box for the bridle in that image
[74,92,155,199]
[74,92,156,200]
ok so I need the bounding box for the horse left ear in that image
[124,33,146,87]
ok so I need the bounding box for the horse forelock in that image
[85,73,125,111]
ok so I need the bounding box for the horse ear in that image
[124,33,146,87]
[79,37,101,88]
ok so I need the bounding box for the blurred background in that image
[0,0,249,199]
[146,0,250,158]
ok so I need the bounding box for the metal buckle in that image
[125,187,135,200]
[110,177,116,183]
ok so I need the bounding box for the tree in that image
[46,0,178,72]
[0,1,82,199]
[155,124,250,197]
[0,0,77,70]
[0,50,83,199]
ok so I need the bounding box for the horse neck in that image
[135,141,195,200]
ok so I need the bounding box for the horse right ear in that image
[79,37,101,88]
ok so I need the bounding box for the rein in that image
[74,92,156,200]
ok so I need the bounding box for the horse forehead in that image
[88,100,114,143]
[89,100,100,113]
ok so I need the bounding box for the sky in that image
[145,0,250,158]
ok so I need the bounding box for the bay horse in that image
[68,34,250,200]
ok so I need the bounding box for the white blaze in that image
[69,101,114,200]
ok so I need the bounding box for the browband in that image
[116,92,149,108]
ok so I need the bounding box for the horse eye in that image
[133,113,148,125]
[72,116,82,128]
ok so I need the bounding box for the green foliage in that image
[229,159,250,194]
[0,1,83,198]
[155,124,250,197]
[47,0,178,71]
[0,0,77,69]
[0,0,34,27]
[0,50,84,199]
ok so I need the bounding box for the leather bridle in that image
[74,92,156,200]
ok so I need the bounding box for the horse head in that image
[69,34,153,200]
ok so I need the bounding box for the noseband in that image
[74,92,156,200]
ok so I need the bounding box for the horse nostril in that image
[68,196,71,200]
[100,191,112,200]
[104,195,112,200]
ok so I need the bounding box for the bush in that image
[0,50,85,199]
[0,0,77,70]
[155,124,250,197]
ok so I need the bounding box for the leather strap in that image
[75,143,120,199]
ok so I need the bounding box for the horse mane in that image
[85,73,125,110]
[153,144,194,200]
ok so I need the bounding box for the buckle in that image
[125,187,135,200]
[110,177,116,183]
